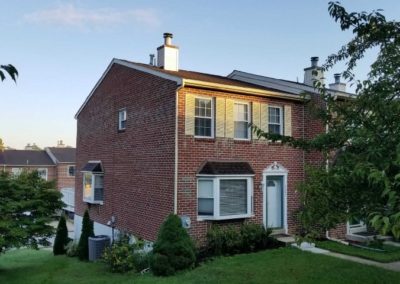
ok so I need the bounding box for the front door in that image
[266,176,284,228]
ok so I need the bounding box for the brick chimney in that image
[329,73,346,92]
[157,33,179,71]
[304,57,325,86]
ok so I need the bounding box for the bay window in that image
[81,161,104,204]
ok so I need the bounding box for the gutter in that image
[174,82,185,214]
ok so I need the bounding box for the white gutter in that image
[174,82,184,214]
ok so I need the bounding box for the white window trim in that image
[37,168,48,181]
[268,105,283,135]
[82,172,104,205]
[118,108,127,131]
[234,101,251,141]
[197,175,253,221]
[67,165,75,177]
[194,96,214,139]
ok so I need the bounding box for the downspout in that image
[174,81,185,214]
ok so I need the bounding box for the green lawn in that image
[317,241,400,263]
[0,247,399,284]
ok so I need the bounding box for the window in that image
[118,109,127,131]
[197,177,253,220]
[11,168,22,177]
[268,106,283,134]
[68,165,75,177]
[234,102,250,139]
[195,97,214,137]
[37,168,48,180]
[83,172,104,204]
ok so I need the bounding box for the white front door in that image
[266,177,283,228]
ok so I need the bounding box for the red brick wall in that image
[2,165,56,182]
[176,87,311,244]
[56,164,75,190]
[75,64,178,241]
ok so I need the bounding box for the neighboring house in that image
[74,33,356,243]
[0,146,76,214]
[46,147,76,213]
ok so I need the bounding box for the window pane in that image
[235,103,248,121]
[68,166,75,177]
[220,179,248,216]
[195,98,212,118]
[269,124,281,134]
[195,117,212,137]
[84,173,92,198]
[198,180,214,215]
[234,121,248,139]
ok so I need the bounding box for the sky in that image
[1,0,399,149]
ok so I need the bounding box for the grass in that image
[317,241,400,263]
[0,247,399,284]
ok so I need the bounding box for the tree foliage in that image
[0,64,18,82]
[77,209,94,261]
[255,2,400,239]
[53,214,69,255]
[0,171,63,253]
[150,214,196,276]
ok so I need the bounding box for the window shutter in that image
[260,103,269,135]
[252,102,261,139]
[225,99,234,138]
[216,97,226,137]
[284,105,292,136]
[185,94,195,135]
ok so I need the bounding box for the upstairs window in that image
[37,168,48,180]
[234,102,250,140]
[195,97,214,138]
[81,161,104,204]
[268,106,283,135]
[68,165,75,177]
[118,109,127,131]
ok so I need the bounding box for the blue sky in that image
[1,0,399,149]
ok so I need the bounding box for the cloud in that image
[24,4,161,30]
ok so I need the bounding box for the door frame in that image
[262,162,288,234]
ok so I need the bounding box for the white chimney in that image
[157,33,179,71]
[304,57,325,86]
[329,73,346,92]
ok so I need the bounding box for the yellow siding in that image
[284,105,292,136]
[185,94,195,135]
[216,97,226,137]
[260,103,269,135]
[252,102,261,139]
[226,99,234,138]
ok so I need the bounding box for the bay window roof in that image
[198,161,254,175]
[81,161,103,173]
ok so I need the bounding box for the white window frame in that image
[197,175,253,221]
[268,106,283,135]
[37,168,48,180]
[82,172,104,204]
[11,167,22,177]
[194,96,214,138]
[234,101,251,140]
[118,108,127,131]
[67,165,75,177]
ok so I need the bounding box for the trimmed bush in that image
[65,241,79,257]
[77,209,94,261]
[53,214,69,255]
[206,223,275,256]
[150,214,196,276]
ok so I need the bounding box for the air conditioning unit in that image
[89,235,110,261]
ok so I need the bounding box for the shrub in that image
[150,214,196,276]
[65,241,78,257]
[53,214,69,255]
[77,209,94,261]
[133,251,151,272]
[103,242,135,273]
[206,223,274,256]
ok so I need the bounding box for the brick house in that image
[74,33,359,244]
[0,146,76,213]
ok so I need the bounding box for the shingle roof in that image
[47,147,76,163]
[118,60,297,95]
[81,162,103,173]
[0,150,55,166]
[198,161,255,175]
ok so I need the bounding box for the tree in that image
[0,64,18,82]
[53,214,69,255]
[77,209,94,260]
[254,2,400,239]
[150,214,196,276]
[0,171,63,253]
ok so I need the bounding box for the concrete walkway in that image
[293,242,400,272]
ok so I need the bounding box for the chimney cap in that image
[163,32,173,38]
[334,73,341,83]
[311,56,319,67]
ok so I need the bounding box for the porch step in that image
[272,234,296,245]
[346,233,393,243]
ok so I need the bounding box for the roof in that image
[228,70,354,97]
[198,161,255,175]
[47,147,76,163]
[0,150,55,166]
[81,162,103,173]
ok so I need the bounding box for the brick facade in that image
[55,164,75,190]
